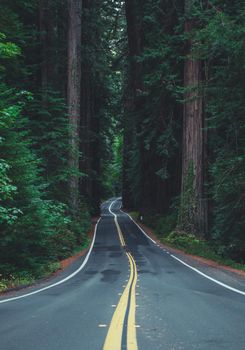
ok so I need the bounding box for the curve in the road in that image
[2,197,243,305]
[0,198,244,350]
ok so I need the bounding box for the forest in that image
[0,0,244,290]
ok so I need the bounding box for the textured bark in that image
[180,0,207,236]
[80,69,93,202]
[67,0,81,212]
[123,0,142,210]
[80,0,93,206]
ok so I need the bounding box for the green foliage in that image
[102,134,123,197]
[43,201,91,260]
[0,272,35,292]
[0,28,91,280]
[26,90,69,202]
[123,0,182,212]
[142,212,177,237]
[155,213,177,236]
[162,231,245,270]
[0,157,21,225]
[210,153,245,261]
[128,211,140,221]
[0,87,49,274]
[192,3,245,261]
[165,232,208,252]
[0,261,61,292]
[84,0,125,204]
[122,0,245,263]
[0,33,20,59]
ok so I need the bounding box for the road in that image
[0,198,245,350]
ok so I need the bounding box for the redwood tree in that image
[180,0,207,236]
[67,0,82,213]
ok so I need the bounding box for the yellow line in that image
[127,253,138,350]
[103,253,133,350]
[103,219,138,350]
[115,217,126,246]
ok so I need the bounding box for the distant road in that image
[0,198,245,349]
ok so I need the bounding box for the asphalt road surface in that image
[0,198,245,350]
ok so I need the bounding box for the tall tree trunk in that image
[123,0,142,210]
[80,0,93,208]
[67,0,82,213]
[180,0,207,236]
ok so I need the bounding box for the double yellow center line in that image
[103,215,138,350]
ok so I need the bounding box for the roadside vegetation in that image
[0,1,120,291]
[123,0,245,267]
[130,212,245,271]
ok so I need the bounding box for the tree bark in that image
[123,0,143,210]
[180,0,207,236]
[80,0,93,207]
[67,0,82,213]
[79,0,101,214]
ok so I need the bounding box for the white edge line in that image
[120,202,245,296]
[108,201,116,218]
[170,254,245,296]
[122,210,156,245]
[0,218,101,304]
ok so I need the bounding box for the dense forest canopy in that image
[0,0,244,283]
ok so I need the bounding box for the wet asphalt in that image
[0,198,244,350]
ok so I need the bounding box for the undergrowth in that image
[0,210,92,293]
[0,262,60,293]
